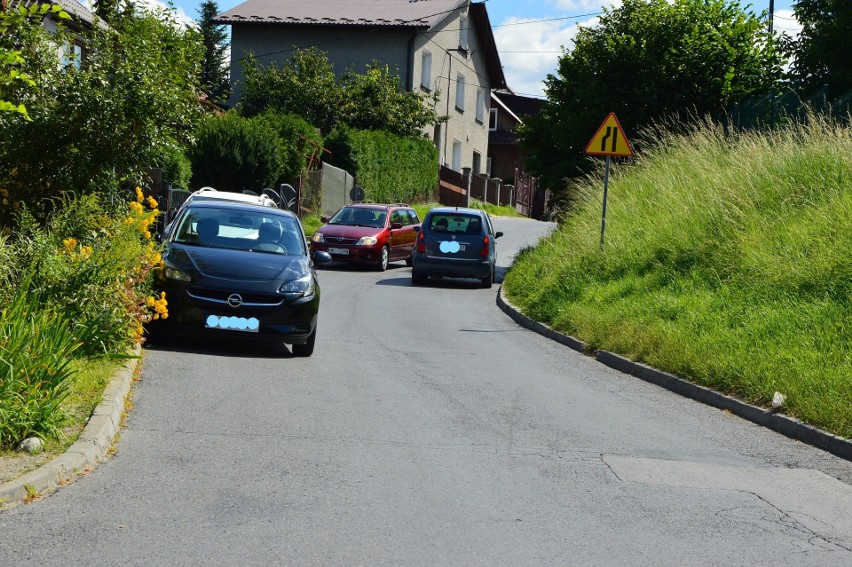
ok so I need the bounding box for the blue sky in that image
[142,0,800,98]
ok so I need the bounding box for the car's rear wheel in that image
[291,326,316,357]
[480,265,494,289]
[377,246,389,271]
[405,255,413,267]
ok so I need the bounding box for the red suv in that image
[310,203,421,271]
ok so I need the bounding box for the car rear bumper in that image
[412,254,492,279]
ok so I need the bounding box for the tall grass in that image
[0,287,81,446]
[504,116,852,438]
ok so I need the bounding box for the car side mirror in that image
[412,224,421,232]
[154,232,163,243]
[390,222,403,230]
[495,231,504,238]
[313,250,333,266]
[320,216,329,223]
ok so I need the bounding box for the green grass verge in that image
[503,116,852,439]
[1,357,122,482]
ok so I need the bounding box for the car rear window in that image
[426,214,483,235]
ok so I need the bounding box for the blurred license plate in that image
[328,247,349,255]
[205,315,259,332]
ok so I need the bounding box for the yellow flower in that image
[146,196,159,209]
[135,187,144,203]
[63,238,77,254]
[80,246,93,258]
[146,297,156,307]
[1,199,7,205]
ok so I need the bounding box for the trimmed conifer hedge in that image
[325,127,438,204]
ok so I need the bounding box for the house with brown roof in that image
[488,89,545,183]
[214,0,506,175]
[4,0,107,69]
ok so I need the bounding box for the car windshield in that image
[427,214,482,235]
[328,207,386,228]
[172,206,306,255]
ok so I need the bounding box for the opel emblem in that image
[227,293,243,308]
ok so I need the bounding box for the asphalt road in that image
[2,216,852,566]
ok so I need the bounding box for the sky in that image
[100,0,802,99]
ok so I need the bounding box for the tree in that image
[786,0,852,98]
[518,0,784,204]
[0,5,204,217]
[197,0,230,104]
[340,62,440,138]
[239,48,440,137]
[0,3,69,120]
[240,48,343,133]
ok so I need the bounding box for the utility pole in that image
[768,0,775,34]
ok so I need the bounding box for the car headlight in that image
[311,233,325,243]
[164,266,192,282]
[355,236,378,246]
[279,274,315,298]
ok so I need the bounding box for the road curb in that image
[496,287,852,462]
[0,348,141,508]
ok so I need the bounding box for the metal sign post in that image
[584,113,634,249]
[600,156,610,249]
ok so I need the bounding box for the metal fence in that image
[727,86,852,130]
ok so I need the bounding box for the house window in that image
[62,41,84,70]
[475,89,486,124]
[455,73,465,111]
[489,108,497,131]
[486,156,492,177]
[452,140,462,172]
[472,151,482,175]
[459,14,469,51]
[421,51,432,91]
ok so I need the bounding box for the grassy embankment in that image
[503,117,851,439]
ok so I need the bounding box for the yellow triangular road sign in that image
[585,113,634,157]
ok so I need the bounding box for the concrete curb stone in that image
[0,348,141,508]
[496,286,852,462]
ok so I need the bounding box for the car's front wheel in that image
[292,326,316,357]
[377,246,389,271]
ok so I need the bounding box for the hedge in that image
[325,127,438,204]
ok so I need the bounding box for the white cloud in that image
[494,14,599,98]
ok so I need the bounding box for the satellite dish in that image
[350,186,365,202]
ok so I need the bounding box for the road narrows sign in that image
[585,112,634,157]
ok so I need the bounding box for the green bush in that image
[189,111,290,192]
[325,127,438,203]
[154,146,192,189]
[6,192,165,357]
[254,111,324,186]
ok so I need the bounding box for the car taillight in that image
[481,235,489,257]
[417,232,425,253]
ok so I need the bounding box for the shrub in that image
[188,112,284,192]
[325,127,438,203]
[6,190,166,356]
[253,111,324,186]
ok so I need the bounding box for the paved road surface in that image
[1,216,851,566]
